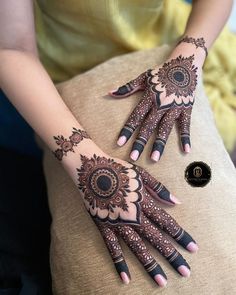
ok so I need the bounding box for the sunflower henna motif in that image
[110,53,200,161]
[74,154,198,286]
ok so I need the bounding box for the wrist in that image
[168,42,206,68]
[51,126,109,184]
[61,138,106,166]
[61,138,108,185]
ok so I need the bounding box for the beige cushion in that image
[39,45,236,295]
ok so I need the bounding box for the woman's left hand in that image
[109,54,202,162]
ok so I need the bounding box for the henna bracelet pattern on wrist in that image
[178,35,208,57]
[53,127,90,161]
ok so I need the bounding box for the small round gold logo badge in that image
[185,161,211,187]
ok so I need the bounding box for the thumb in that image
[109,70,150,98]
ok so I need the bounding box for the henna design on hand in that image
[110,55,198,161]
[53,127,90,161]
[156,55,198,98]
[137,166,174,204]
[77,154,142,224]
[178,35,208,57]
[77,155,197,285]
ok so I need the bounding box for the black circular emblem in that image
[185,161,211,187]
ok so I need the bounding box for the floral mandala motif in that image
[77,154,142,224]
[156,55,198,98]
[53,127,90,161]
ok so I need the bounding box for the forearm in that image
[0,49,101,175]
[185,0,233,48]
[169,0,233,66]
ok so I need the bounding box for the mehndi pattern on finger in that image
[119,89,154,140]
[178,106,192,148]
[116,224,167,281]
[141,192,181,237]
[112,70,150,96]
[96,223,131,279]
[150,107,182,157]
[142,191,196,249]
[135,213,175,258]
[137,166,173,204]
[131,108,166,154]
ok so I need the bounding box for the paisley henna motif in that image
[111,55,198,160]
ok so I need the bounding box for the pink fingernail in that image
[151,151,160,162]
[154,274,167,287]
[184,144,191,153]
[120,272,130,284]
[109,88,118,94]
[170,194,181,204]
[186,242,199,253]
[178,265,191,277]
[130,150,139,161]
[117,136,127,146]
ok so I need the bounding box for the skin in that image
[0,0,233,286]
[52,128,198,286]
[110,56,199,161]
[109,0,233,161]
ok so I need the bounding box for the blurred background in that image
[229,1,236,164]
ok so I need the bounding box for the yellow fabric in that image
[161,0,236,152]
[34,0,164,82]
[34,0,236,151]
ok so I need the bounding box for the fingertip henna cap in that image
[112,85,130,96]
[151,140,166,158]
[167,251,190,273]
[158,188,174,204]
[119,126,134,141]
[174,230,196,249]
[181,135,191,150]
[132,138,147,155]
[115,259,131,280]
[145,260,167,281]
